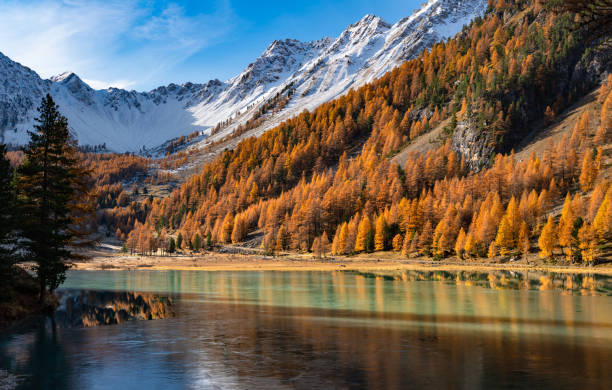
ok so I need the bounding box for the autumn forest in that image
[94,0,612,264]
[2,0,611,273]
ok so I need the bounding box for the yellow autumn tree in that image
[275,225,289,251]
[419,220,434,255]
[401,231,412,256]
[432,219,453,258]
[332,222,349,255]
[464,232,476,258]
[220,213,234,243]
[538,215,557,259]
[373,215,386,251]
[392,234,403,252]
[592,189,611,240]
[494,197,521,255]
[578,223,597,263]
[487,242,497,258]
[354,216,373,253]
[231,214,247,243]
[579,151,597,192]
[518,221,530,255]
[494,217,514,256]
[557,193,575,253]
[320,231,330,257]
[311,236,322,258]
[454,228,466,259]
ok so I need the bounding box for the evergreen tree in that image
[18,95,96,303]
[168,237,176,253]
[567,217,584,262]
[206,232,213,249]
[176,232,183,249]
[0,144,18,295]
[192,234,201,252]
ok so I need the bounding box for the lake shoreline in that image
[72,251,612,275]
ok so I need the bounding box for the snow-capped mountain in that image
[0,0,488,152]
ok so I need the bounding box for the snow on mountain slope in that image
[196,0,488,148]
[0,0,487,152]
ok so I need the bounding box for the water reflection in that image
[55,290,174,328]
[355,269,611,295]
[0,270,610,389]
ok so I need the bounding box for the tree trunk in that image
[39,276,46,305]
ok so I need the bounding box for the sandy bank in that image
[73,250,612,275]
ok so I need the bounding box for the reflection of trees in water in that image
[0,291,175,389]
[1,272,610,389]
[0,318,71,389]
[178,297,611,389]
[354,270,611,295]
[54,290,175,328]
[148,270,611,388]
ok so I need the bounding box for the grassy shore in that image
[73,248,612,275]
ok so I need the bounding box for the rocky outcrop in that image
[54,290,174,328]
[451,119,494,171]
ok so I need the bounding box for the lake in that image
[1,269,611,389]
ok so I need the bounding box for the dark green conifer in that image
[18,94,96,303]
[0,144,18,298]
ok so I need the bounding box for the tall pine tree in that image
[18,95,96,303]
[0,144,18,297]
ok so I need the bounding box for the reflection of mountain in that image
[54,290,174,328]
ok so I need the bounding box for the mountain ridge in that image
[0,0,488,152]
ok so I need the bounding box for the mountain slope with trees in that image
[110,0,612,263]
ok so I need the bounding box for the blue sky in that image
[0,0,423,91]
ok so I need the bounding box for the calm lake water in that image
[1,269,611,389]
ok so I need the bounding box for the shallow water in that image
[1,270,611,389]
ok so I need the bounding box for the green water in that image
[1,269,611,389]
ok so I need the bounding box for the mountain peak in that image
[50,71,77,83]
[353,13,391,30]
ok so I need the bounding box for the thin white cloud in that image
[0,0,235,90]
